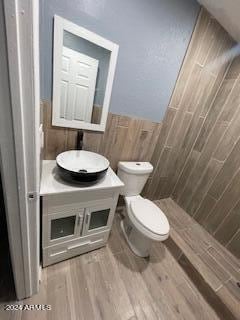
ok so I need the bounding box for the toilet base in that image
[120,218,151,258]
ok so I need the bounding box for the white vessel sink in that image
[56,150,109,183]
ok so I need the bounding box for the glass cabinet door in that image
[88,209,110,230]
[43,210,84,247]
[51,215,76,240]
[82,203,113,236]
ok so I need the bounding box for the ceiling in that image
[197,0,240,42]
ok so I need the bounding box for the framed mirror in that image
[52,15,119,132]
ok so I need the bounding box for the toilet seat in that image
[128,198,170,241]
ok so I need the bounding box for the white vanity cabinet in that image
[40,160,124,267]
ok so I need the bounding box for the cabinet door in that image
[43,209,84,247]
[82,202,113,236]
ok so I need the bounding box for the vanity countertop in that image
[40,160,124,196]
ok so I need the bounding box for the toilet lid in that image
[130,199,169,236]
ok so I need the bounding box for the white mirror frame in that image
[52,15,119,132]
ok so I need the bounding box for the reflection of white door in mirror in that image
[61,47,99,123]
[52,15,119,132]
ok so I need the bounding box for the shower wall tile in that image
[146,8,240,259]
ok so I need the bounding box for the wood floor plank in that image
[177,281,219,320]
[68,257,96,320]
[80,254,120,320]
[98,250,136,320]
[2,200,235,320]
[130,254,179,320]
[114,251,160,320]
[150,244,219,320]
[46,262,74,320]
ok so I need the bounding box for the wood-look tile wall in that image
[146,9,240,258]
[42,100,162,171]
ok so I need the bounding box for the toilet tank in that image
[117,162,153,196]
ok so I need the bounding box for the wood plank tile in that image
[157,199,240,319]
[210,237,240,272]
[45,128,68,160]
[42,100,161,173]
[153,146,172,178]
[214,199,240,246]
[218,80,240,123]
[178,120,229,208]
[164,237,183,260]
[216,284,240,319]
[152,177,170,200]
[99,113,119,157]
[83,131,102,153]
[194,193,217,223]
[171,117,204,197]
[193,71,216,116]
[196,17,217,66]
[98,250,136,320]
[121,118,143,160]
[225,55,240,80]
[210,139,240,199]
[204,169,240,234]
[186,158,223,215]
[167,97,195,147]
[161,198,240,272]
[46,262,74,320]
[141,122,162,163]
[207,247,240,281]
[178,254,237,320]
[66,129,78,151]
[42,99,52,129]
[169,228,223,291]
[114,251,160,320]
[156,198,196,230]
[107,213,127,255]
[149,252,205,320]
[199,251,231,283]
[177,281,219,320]
[1,201,231,320]
[68,258,96,320]
[172,150,200,200]
[109,125,128,171]
[180,227,211,254]
[80,254,120,320]
[150,107,176,171]
[227,229,240,259]
[223,277,240,302]
[117,115,130,127]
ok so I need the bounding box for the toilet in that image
[117,161,170,257]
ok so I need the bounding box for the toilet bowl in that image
[117,162,170,257]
